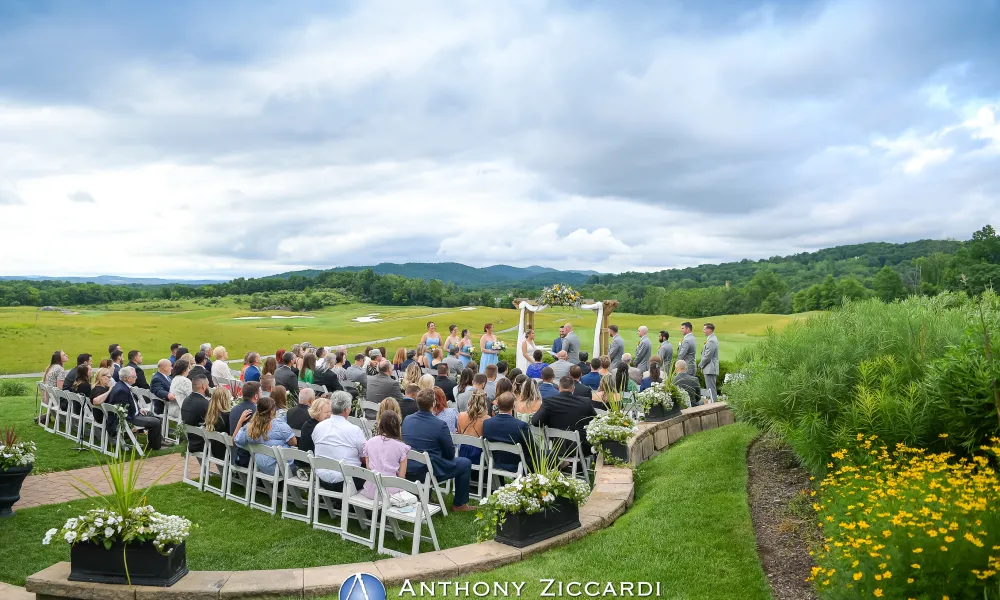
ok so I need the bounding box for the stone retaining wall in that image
[25,403,735,599]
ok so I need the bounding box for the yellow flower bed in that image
[809,434,1000,598]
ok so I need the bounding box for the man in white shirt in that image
[311,391,366,491]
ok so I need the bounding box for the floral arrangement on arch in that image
[1,426,36,470]
[538,284,582,307]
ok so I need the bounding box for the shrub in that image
[0,379,28,397]
[810,435,1000,598]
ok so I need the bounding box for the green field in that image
[0,300,814,374]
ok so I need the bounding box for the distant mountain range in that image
[0,275,224,285]
[272,263,601,287]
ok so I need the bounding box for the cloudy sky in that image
[1,0,999,280]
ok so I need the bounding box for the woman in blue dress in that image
[233,395,296,475]
[458,328,473,368]
[444,325,461,356]
[479,322,499,374]
[420,321,441,368]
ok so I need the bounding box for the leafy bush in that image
[0,380,28,397]
[809,435,1000,599]
[727,292,998,473]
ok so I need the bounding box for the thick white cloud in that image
[0,0,998,278]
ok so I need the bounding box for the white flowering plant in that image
[42,505,192,553]
[585,411,637,449]
[537,284,582,307]
[635,382,689,413]
[491,339,507,352]
[475,436,590,541]
[1,426,36,470]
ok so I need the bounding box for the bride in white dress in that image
[521,329,538,365]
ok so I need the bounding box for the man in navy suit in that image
[108,366,163,450]
[483,391,536,473]
[581,357,602,390]
[402,389,475,512]
[538,367,559,398]
[531,375,598,456]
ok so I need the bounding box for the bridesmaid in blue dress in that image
[444,325,461,355]
[459,329,473,368]
[479,323,499,374]
[420,322,441,368]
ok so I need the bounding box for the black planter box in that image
[0,464,33,518]
[601,440,629,463]
[495,496,581,548]
[70,540,188,586]
[645,403,681,422]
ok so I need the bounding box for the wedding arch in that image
[512,297,620,372]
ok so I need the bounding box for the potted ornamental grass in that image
[477,437,590,548]
[585,390,637,464]
[0,426,36,518]
[42,450,193,587]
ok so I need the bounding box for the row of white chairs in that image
[36,382,146,457]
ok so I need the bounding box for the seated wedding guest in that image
[538,367,558,398]
[299,353,317,384]
[314,346,329,372]
[275,352,299,392]
[286,387,315,429]
[149,359,173,414]
[261,374,274,398]
[550,351,574,380]
[402,389,474,511]
[616,363,639,394]
[434,363,457,402]
[189,351,214,387]
[570,365,593,400]
[495,377,513,399]
[507,367,523,381]
[511,373,528,398]
[180,374,212,454]
[211,346,231,382]
[467,360,479,373]
[445,348,464,375]
[430,347,445,370]
[581,358,602,390]
[531,376,598,456]
[108,366,163,450]
[262,356,278,378]
[238,352,252,380]
[400,384,420,421]
[229,382,260,467]
[243,352,262,383]
[332,351,349,381]
[598,355,612,378]
[418,373,435,391]
[392,348,408,372]
[99,358,114,369]
[453,369,475,407]
[401,363,423,389]
[458,373,488,412]
[399,349,415,371]
[234,395,296,476]
[593,373,619,409]
[346,354,367,388]
[483,392,535,473]
[199,343,214,374]
[456,389,489,464]
[673,360,701,406]
[496,361,509,379]
[640,357,664,391]
[312,391,366,491]
[89,367,115,419]
[299,395,331,454]
[110,349,124,382]
[175,347,190,365]
[431,387,458,432]
[169,343,181,365]
[62,353,93,391]
[125,350,149,389]
[271,385,289,420]
[168,359,192,418]
[202,387,233,459]
[368,360,405,403]
[526,350,545,379]
[314,354,345,393]
[366,348,381,376]
[42,350,69,393]
[514,377,542,422]
[361,411,411,500]
[621,353,641,385]
[484,364,500,400]
[578,352,591,375]
[375,397,401,435]
[415,343,429,368]
[66,364,93,412]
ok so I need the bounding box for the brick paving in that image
[13,453,200,511]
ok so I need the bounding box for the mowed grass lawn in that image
[0,299,812,374]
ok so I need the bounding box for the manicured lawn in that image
[0,393,182,474]
[0,299,808,374]
[0,480,478,587]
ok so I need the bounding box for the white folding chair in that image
[59,390,85,440]
[347,416,373,439]
[483,439,526,497]
[246,443,284,515]
[224,434,252,506]
[202,429,230,497]
[452,433,486,499]
[161,404,183,446]
[339,463,381,549]
[309,383,327,394]
[118,420,146,457]
[86,399,109,453]
[37,382,56,430]
[376,474,442,557]
[405,450,449,516]
[359,400,380,419]
[544,426,591,487]
[529,425,547,450]
[182,425,208,490]
[309,456,349,534]
[276,447,314,524]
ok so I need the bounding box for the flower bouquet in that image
[477,437,590,547]
[491,340,507,352]
[537,284,582,307]
[0,426,36,517]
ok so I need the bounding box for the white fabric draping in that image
[515,301,547,372]
[580,301,604,357]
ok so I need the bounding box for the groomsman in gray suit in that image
[677,322,697,375]
[607,325,624,369]
[699,323,720,402]
[657,330,673,372]
[634,326,652,374]
[562,323,581,364]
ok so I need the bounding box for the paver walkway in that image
[13,453,199,510]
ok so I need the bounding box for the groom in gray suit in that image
[562,323,581,364]
[677,322,697,375]
[699,323,720,402]
[634,326,652,374]
[607,325,624,369]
